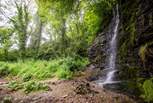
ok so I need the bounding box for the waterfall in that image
[104,4,120,84]
[97,5,120,85]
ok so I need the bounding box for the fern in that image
[142,79,153,102]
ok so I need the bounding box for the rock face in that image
[88,32,107,69]
[118,0,153,78]
[137,0,153,71]
[88,0,153,94]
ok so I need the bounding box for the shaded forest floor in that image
[0,66,138,103]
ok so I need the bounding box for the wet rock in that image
[88,33,107,69]
[139,70,151,78]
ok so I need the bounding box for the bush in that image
[55,56,89,79]
[56,68,73,79]
[141,79,153,102]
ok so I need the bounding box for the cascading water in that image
[97,5,120,85]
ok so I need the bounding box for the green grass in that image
[0,56,89,80]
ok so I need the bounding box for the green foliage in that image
[0,0,116,61]
[0,28,13,60]
[23,81,49,94]
[139,41,153,63]
[10,2,30,60]
[129,22,136,46]
[127,66,139,79]
[119,40,128,59]
[36,0,52,23]
[140,78,153,102]
[33,0,116,58]
[55,56,89,79]
[119,1,137,60]
[22,74,33,82]
[84,9,102,43]
[0,56,89,80]
[119,22,136,60]
[139,44,147,62]
[5,56,89,93]
[125,16,136,47]
[56,68,72,79]
[8,80,49,94]
[8,81,23,91]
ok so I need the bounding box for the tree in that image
[0,28,13,60]
[10,2,30,60]
[29,13,43,58]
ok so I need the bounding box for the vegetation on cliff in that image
[118,0,153,102]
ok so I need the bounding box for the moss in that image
[119,7,137,60]
[139,41,153,63]
[119,0,138,58]
[124,15,136,47]
[129,22,136,46]
[119,39,128,59]
[127,66,139,78]
[139,44,147,62]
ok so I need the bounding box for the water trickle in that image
[97,5,120,85]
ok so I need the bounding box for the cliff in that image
[88,0,153,97]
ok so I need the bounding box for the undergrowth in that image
[138,78,153,103]
[0,56,89,80]
[8,80,49,94]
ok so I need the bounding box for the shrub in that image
[56,68,73,79]
[55,56,89,79]
[141,79,153,102]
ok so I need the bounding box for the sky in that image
[0,0,37,27]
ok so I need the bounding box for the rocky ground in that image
[0,66,138,103]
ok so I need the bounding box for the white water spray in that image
[97,5,120,85]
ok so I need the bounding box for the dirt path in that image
[0,67,138,103]
[0,78,8,85]
[0,79,137,103]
